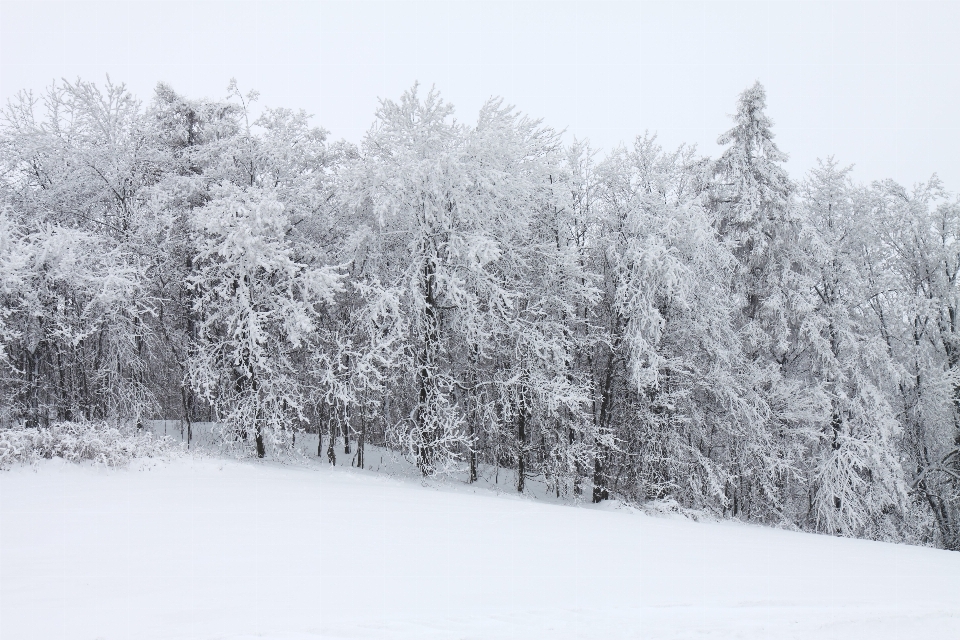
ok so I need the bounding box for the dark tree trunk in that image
[592,455,608,503]
[570,426,582,497]
[343,405,351,455]
[255,424,265,458]
[326,436,337,465]
[181,386,194,448]
[517,386,527,493]
[356,403,365,469]
[469,436,478,484]
[517,421,525,493]
[317,402,326,457]
[415,253,440,475]
[326,412,337,465]
[592,351,616,503]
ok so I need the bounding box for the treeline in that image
[1,78,958,549]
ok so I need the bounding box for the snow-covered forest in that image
[2,77,959,551]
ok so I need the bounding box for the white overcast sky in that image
[2,1,958,190]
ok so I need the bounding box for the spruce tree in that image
[710,82,802,520]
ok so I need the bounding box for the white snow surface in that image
[2,452,959,640]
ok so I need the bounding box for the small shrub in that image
[0,421,179,469]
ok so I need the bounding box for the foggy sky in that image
[2,0,958,191]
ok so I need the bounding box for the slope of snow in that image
[2,455,959,640]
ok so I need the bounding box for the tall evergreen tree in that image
[710,81,805,520]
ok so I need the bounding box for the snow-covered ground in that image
[2,452,959,640]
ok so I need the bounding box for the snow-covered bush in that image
[0,421,178,469]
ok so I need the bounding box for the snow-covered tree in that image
[712,81,794,324]
[795,159,911,539]
[592,135,765,511]
[0,211,152,426]
[0,79,166,426]
[187,186,342,457]
[863,176,960,548]
[468,105,598,495]
[709,82,809,520]
[345,85,477,474]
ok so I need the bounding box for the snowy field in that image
[2,452,960,640]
